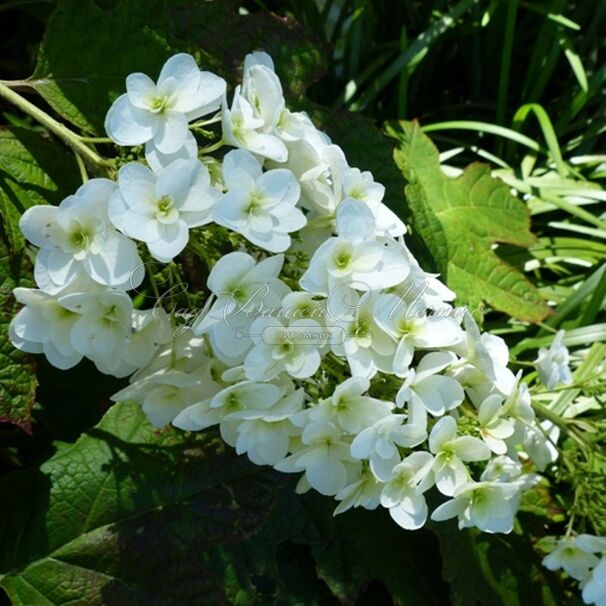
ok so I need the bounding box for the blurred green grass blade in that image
[548,222,606,240]
[519,1,581,30]
[497,0,518,125]
[351,0,479,110]
[513,324,606,355]
[558,63,606,129]
[522,0,566,102]
[422,120,543,151]
[512,103,569,177]
[536,265,606,334]
[579,266,606,327]
[397,26,409,118]
[481,0,499,27]
[560,36,589,92]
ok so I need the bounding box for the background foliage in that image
[0,0,604,604]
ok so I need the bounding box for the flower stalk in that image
[0,82,113,174]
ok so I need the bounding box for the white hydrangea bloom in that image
[429,416,491,496]
[535,330,573,389]
[300,199,410,295]
[308,376,393,434]
[191,252,288,365]
[173,379,285,445]
[222,86,287,162]
[214,149,305,252]
[20,179,144,294]
[60,290,133,366]
[275,420,354,496]
[9,286,84,369]
[431,480,520,534]
[94,309,172,378]
[333,464,384,515]
[396,351,464,426]
[542,536,600,582]
[375,294,463,375]
[477,394,515,455]
[350,414,427,481]
[113,357,223,427]
[341,167,407,237]
[327,289,395,380]
[380,451,434,530]
[109,158,219,262]
[230,388,304,465]
[105,53,225,153]
[244,316,325,381]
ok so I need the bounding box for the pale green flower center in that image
[150,96,170,113]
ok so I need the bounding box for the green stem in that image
[79,136,113,144]
[0,82,113,174]
[199,139,224,154]
[74,152,89,183]
[532,401,592,452]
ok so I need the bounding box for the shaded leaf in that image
[0,127,79,254]
[0,401,287,605]
[0,241,36,432]
[31,0,325,134]
[431,520,581,606]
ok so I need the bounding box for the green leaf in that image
[306,505,446,606]
[0,127,80,255]
[0,401,445,605]
[431,520,581,606]
[0,401,288,604]
[31,0,325,134]
[388,120,551,322]
[0,241,36,432]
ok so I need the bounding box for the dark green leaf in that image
[0,240,36,432]
[31,0,325,134]
[0,401,288,604]
[431,520,581,606]
[0,127,80,254]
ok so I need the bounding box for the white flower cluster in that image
[8,52,577,547]
[543,535,606,606]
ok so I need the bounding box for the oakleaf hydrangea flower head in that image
[535,330,573,389]
[19,179,144,293]
[214,149,305,252]
[105,53,225,153]
[109,158,219,262]
[13,51,588,598]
